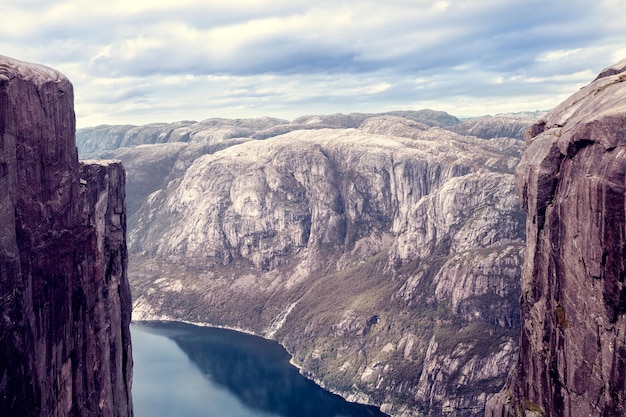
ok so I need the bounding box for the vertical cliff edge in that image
[486,60,626,416]
[0,56,132,416]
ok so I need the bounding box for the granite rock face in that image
[78,111,534,417]
[485,60,626,417]
[0,56,132,417]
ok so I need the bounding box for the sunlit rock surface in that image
[80,109,535,416]
[0,55,132,417]
[486,60,626,417]
[76,109,460,154]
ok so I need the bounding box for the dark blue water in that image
[131,322,388,417]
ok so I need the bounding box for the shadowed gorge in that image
[0,56,132,417]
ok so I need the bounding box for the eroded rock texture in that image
[0,55,132,417]
[78,110,534,416]
[485,60,626,417]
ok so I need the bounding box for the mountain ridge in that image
[79,108,532,417]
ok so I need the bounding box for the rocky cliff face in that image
[0,56,132,417]
[485,60,626,417]
[79,110,534,417]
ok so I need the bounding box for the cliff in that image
[485,60,626,416]
[0,56,132,417]
[79,111,534,416]
[76,110,459,154]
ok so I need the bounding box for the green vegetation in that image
[130,231,522,414]
[523,398,545,415]
[556,304,569,328]
[434,321,517,358]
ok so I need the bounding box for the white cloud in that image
[523,70,596,84]
[612,50,626,64]
[1,0,624,127]
[537,49,583,63]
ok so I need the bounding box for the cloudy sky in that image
[2,0,625,128]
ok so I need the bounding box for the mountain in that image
[79,111,536,416]
[486,60,626,416]
[76,109,460,154]
[445,112,546,140]
[0,56,133,417]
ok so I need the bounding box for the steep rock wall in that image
[122,119,526,417]
[0,55,132,417]
[486,60,626,417]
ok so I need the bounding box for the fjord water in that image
[132,322,388,417]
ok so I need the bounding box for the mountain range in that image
[78,110,537,417]
[4,53,625,417]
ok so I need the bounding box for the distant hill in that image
[444,111,546,140]
[77,109,461,154]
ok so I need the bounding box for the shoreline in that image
[131,318,389,415]
[132,318,305,373]
[288,357,303,370]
